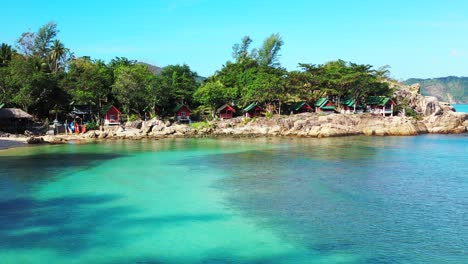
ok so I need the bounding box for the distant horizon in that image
[3,0,468,80]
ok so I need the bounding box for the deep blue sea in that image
[0,136,467,263]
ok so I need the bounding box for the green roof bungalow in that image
[217,104,236,119]
[315,98,336,114]
[365,96,395,116]
[243,102,262,118]
[174,104,192,123]
[341,98,364,114]
[290,101,313,114]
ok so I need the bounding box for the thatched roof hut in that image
[0,108,33,119]
[0,108,33,133]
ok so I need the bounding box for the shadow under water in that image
[0,152,126,183]
[0,193,230,257]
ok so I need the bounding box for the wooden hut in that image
[366,96,395,116]
[290,101,313,114]
[341,98,364,114]
[0,108,33,133]
[104,105,121,125]
[174,104,191,123]
[243,102,262,118]
[217,104,236,119]
[315,98,336,113]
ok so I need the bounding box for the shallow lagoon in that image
[0,135,467,263]
[453,104,468,113]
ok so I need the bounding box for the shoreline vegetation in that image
[0,22,467,149]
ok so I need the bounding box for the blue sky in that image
[2,0,468,79]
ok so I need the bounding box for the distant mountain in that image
[137,62,163,75]
[137,61,206,83]
[404,76,468,104]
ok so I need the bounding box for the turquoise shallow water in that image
[454,104,468,112]
[0,136,467,263]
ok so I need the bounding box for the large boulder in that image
[42,136,69,144]
[26,137,44,144]
[98,132,108,139]
[392,81,444,116]
[125,120,143,129]
[423,112,467,133]
[141,118,165,134]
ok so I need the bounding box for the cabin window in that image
[110,115,115,120]
[181,112,186,117]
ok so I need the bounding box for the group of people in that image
[66,120,86,134]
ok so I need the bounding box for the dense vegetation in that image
[1,22,392,122]
[405,77,468,104]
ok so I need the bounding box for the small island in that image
[0,23,467,145]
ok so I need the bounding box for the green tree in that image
[241,67,287,114]
[112,64,153,115]
[232,36,253,62]
[65,57,113,117]
[34,22,58,59]
[194,80,236,117]
[4,54,65,116]
[50,40,70,72]
[0,43,14,67]
[255,33,283,67]
[159,64,199,106]
[16,31,36,56]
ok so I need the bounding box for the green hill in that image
[404,76,468,104]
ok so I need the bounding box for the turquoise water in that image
[0,136,467,263]
[454,104,468,112]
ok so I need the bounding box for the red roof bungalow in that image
[366,96,396,116]
[217,104,236,119]
[104,105,121,125]
[243,102,262,118]
[174,104,191,123]
[315,98,336,113]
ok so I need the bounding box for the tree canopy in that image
[0,23,393,123]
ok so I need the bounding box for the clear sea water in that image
[454,104,468,113]
[0,136,467,264]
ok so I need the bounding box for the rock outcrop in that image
[392,83,443,116]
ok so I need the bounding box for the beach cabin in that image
[243,102,262,118]
[341,98,364,114]
[290,101,313,114]
[315,98,336,113]
[104,105,121,125]
[0,108,32,133]
[366,96,395,116]
[217,104,236,119]
[174,104,191,123]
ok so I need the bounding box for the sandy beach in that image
[0,137,28,150]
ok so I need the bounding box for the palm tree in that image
[50,40,67,72]
[0,43,13,67]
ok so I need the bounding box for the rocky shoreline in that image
[3,81,467,147]
[15,109,466,146]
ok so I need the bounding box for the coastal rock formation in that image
[392,82,443,116]
[423,111,467,134]
[209,114,428,137]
